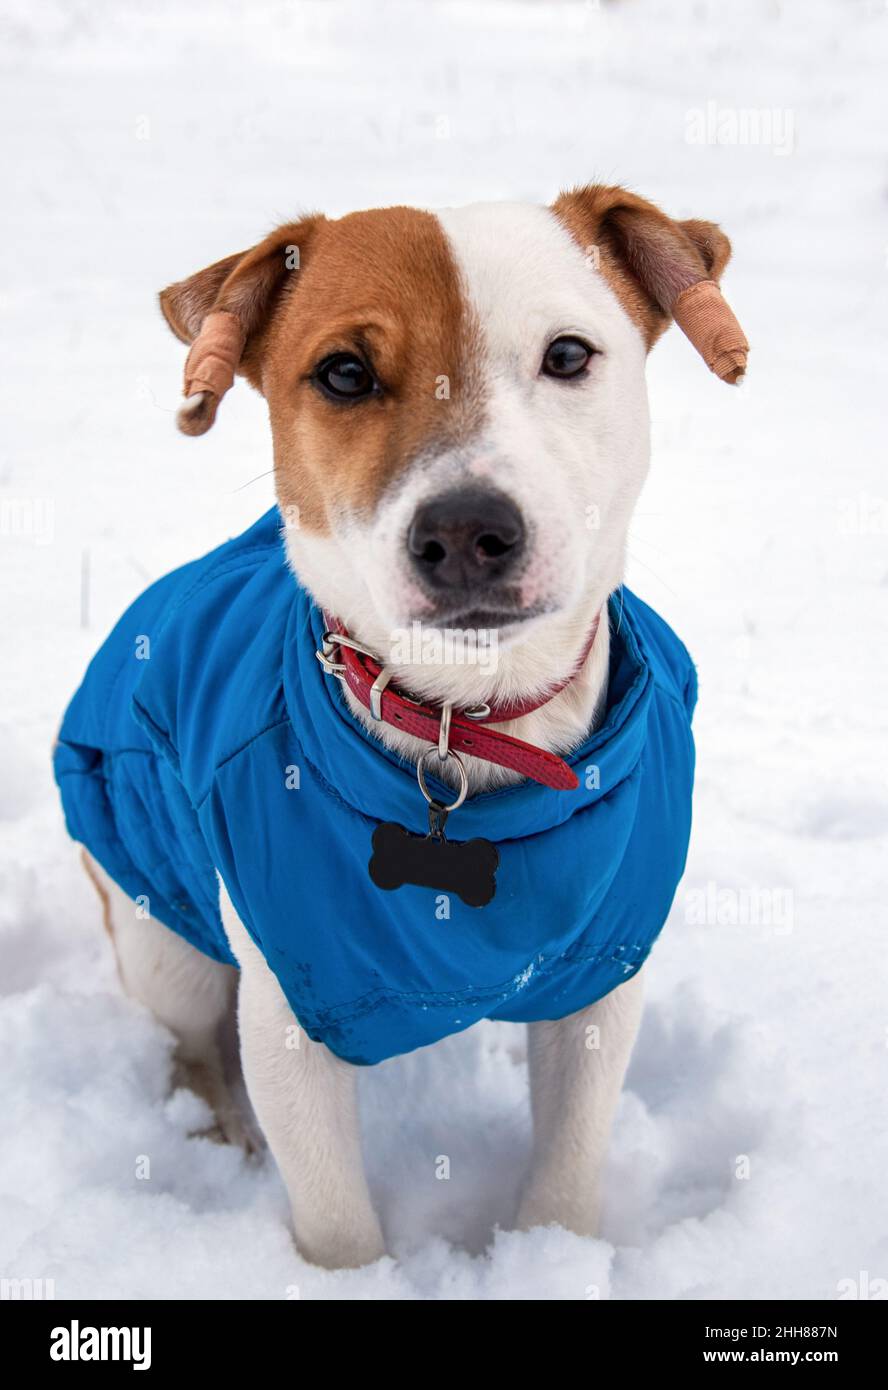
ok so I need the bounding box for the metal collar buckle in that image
[316,631,393,721]
[316,630,378,678]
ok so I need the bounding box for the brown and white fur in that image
[83,186,733,1268]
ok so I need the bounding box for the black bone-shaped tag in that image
[369,820,499,908]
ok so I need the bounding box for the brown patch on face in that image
[262,208,484,534]
[160,210,483,535]
[552,185,732,349]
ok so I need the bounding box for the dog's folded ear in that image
[159,216,323,435]
[552,185,747,383]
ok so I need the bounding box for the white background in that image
[1,0,886,1299]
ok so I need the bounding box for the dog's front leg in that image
[220,882,385,1269]
[516,969,644,1237]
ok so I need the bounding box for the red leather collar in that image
[317,614,601,791]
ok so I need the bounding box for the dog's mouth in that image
[416,603,542,634]
[409,581,546,634]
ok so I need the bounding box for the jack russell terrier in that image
[55,185,747,1270]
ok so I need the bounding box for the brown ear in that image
[678,218,733,281]
[159,216,323,435]
[159,250,247,346]
[552,185,746,383]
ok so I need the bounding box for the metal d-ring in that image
[417,745,468,813]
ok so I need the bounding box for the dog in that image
[55,185,746,1269]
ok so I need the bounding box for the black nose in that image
[407,488,525,592]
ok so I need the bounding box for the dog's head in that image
[160,187,740,698]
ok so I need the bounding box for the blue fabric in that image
[54,508,698,1066]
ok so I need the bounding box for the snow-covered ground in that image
[2,0,886,1300]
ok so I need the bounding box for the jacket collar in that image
[282,586,655,842]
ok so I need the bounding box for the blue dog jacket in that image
[54,509,697,1065]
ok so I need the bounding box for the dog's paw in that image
[290,1222,387,1270]
[172,1055,261,1155]
[515,1184,601,1239]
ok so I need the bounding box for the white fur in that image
[517,970,644,1234]
[220,880,386,1269]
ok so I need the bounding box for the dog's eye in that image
[541,336,593,379]
[314,353,378,402]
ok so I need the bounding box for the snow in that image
[2,0,887,1300]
